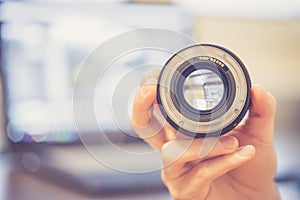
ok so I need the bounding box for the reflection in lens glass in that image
[183,69,224,111]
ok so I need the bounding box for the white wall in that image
[193,17,300,133]
[193,17,300,101]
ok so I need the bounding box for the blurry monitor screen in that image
[1,15,131,143]
[2,24,87,142]
[0,2,191,143]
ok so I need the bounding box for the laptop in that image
[0,1,194,195]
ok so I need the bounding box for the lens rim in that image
[169,59,236,123]
[157,44,251,137]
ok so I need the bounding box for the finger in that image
[163,145,255,199]
[162,136,239,164]
[139,68,160,86]
[225,86,277,187]
[235,85,276,141]
[249,85,277,120]
[161,136,239,179]
[190,145,255,182]
[130,84,168,149]
[131,84,157,126]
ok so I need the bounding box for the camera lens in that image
[157,44,251,137]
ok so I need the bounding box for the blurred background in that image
[0,0,299,199]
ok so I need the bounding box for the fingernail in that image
[237,145,255,157]
[141,86,150,96]
[145,78,157,85]
[220,136,238,149]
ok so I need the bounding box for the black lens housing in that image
[157,44,251,137]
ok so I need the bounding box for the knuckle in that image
[169,187,185,200]
[270,95,277,108]
[129,121,138,132]
[160,172,186,199]
[160,171,168,184]
[195,164,209,179]
[161,141,182,166]
[133,92,145,106]
[270,95,277,104]
[161,141,173,161]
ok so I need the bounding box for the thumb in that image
[239,85,277,142]
[249,85,277,120]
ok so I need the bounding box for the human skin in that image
[130,70,280,200]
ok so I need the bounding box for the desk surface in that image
[0,156,299,200]
[0,155,171,200]
[1,131,300,200]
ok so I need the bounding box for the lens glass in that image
[183,69,224,111]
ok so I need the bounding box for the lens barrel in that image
[157,44,251,137]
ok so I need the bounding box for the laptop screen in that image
[1,23,114,143]
[0,1,191,143]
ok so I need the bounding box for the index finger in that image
[139,68,160,86]
[130,83,168,149]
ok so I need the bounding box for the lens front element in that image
[183,69,225,111]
